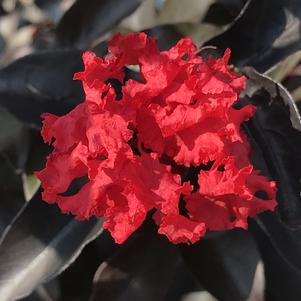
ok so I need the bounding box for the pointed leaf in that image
[0,50,83,127]
[0,192,103,301]
[251,214,301,301]
[241,67,301,226]
[181,229,259,301]
[205,0,301,72]
[90,228,179,301]
[55,0,144,48]
[59,231,119,301]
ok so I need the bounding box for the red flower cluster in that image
[35,32,277,244]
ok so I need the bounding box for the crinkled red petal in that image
[36,32,277,245]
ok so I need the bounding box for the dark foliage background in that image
[1,0,301,300]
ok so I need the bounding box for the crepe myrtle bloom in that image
[35,32,276,244]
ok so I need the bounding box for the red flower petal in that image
[36,143,88,196]
[41,103,87,152]
[37,32,277,245]
[157,214,206,244]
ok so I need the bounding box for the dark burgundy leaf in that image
[90,227,179,301]
[0,109,31,237]
[55,0,144,49]
[181,229,259,301]
[241,67,301,227]
[0,156,24,237]
[0,191,103,301]
[59,231,119,301]
[203,0,248,25]
[163,259,202,301]
[144,25,183,51]
[253,213,301,272]
[205,0,301,72]
[251,214,301,301]
[0,50,84,127]
[0,108,32,171]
